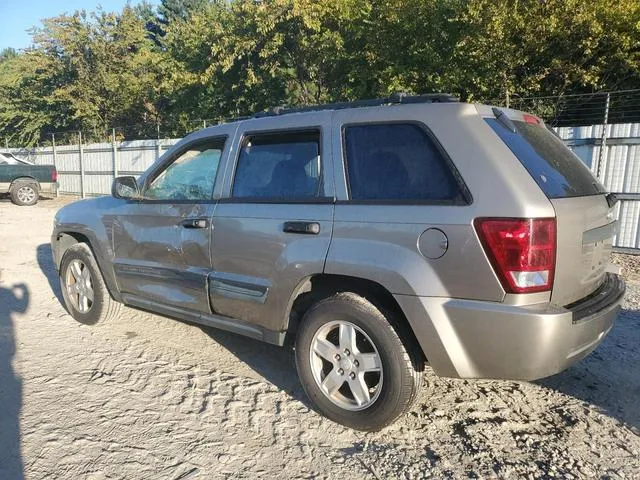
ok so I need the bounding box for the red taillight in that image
[522,114,540,125]
[51,169,58,182]
[474,218,556,294]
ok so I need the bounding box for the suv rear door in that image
[210,112,334,333]
[483,107,615,305]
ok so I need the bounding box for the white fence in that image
[9,139,180,197]
[8,123,640,250]
[556,123,640,250]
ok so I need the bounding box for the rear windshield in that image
[485,118,606,198]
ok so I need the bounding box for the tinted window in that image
[486,118,605,198]
[343,123,465,202]
[145,142,222,200]
[232,131,321,199]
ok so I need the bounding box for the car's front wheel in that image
[59,243,122,325]
[295,292,423,431]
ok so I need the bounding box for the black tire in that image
[10,181,39,206]
[295,292,423,431]
[59,243,122,325]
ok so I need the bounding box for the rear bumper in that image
[39,182,58,195]
[395,273,625,380]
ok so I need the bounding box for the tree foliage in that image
[0,0,638,146]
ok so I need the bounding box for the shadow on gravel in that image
[0,277,29,480]
[200,326,312,407]
[36,243,63,304]
[538,306,640,432]
[0,195,55,204]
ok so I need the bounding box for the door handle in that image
[181,218,209,229]
[283,221,320,235]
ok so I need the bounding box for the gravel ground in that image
[0,195,639,480]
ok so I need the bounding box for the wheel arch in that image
[10,176,40,190]
[53,230,122,302]
[284,273,426,361]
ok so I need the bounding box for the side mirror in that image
[112,176,140,200]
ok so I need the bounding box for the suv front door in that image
[113,133,231,314]
[210,113,335,335]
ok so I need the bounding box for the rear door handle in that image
[283,221,320,235]
[181,218,209,229]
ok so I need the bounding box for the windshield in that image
[486,117,606,198]
[11,154,32,165]
[0,153,32,165]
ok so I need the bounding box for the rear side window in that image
[343,123,466,202]
[486,118,605,198]
[232,131,321,199]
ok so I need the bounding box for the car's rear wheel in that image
[10,181,39,206]
[295,292,423,431]
[59,243,122,325]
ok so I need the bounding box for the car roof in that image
[182,93,463,143]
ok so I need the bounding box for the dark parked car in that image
[0,152,58,205]
[51,94,625,430]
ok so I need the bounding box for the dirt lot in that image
[1,195,639,480]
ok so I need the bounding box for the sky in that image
[0,0,157,51]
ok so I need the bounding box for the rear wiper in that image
[492,107,517,133]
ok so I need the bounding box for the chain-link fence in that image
[4,90,640,250]
[4,89,639,148]
[491,89,640,127]
[32,119,231,149]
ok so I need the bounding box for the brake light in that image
[522,114,540,125]
[474,218,556,294]
[51,169,58,182]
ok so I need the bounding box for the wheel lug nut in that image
[349,372,356,379]
[338,368,344,375]
[344,349,350,356]
[335,354,341,361]
[354,360,359,367]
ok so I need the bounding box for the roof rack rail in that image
[253,92,458,118]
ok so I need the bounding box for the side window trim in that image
[226,127,328,204]
[340,120,472,205]
[140,136,227,204]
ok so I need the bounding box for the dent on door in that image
[113,202,215,311]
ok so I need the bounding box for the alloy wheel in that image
[309,320,383,411]
[65,259,94,313]
[17,185,36,204]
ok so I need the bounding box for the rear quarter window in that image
[485,118,605,198]
[343,123,467,203]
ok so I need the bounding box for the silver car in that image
[51,94,625,430]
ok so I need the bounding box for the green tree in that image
[1,0,639,145]
[0,49,67,146]
[0,48,18,62]
[159,0,209,24]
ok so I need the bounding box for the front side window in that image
[343,123,466,202]
[145,142,223,201]
[232,131,321,200]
